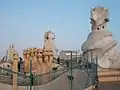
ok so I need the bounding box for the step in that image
[98,70,120,77]
[99,76,120,82]
[98,69,120,82]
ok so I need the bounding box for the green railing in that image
[0,54,98,90]
[0,66,29,86]
[0,64,81,85]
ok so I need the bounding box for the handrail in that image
[0,58,100,87]
[0,67,25,76]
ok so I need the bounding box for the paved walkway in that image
[0,69,88,90]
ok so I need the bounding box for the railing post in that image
[30,59,32,90]
[12,52,19,90]
[90,52,95,87]
[70,51,73,90]
[76,51,77,64]
[95,56,99,86]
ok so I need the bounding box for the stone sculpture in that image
[81,6,120,69]
[23,48,30,73]
[6,44,16,62]
[44,31,58,59]
[12,49,19,90]
[23,47,54,74]
[24,48,38,73]
[23,31,56,74]
[36,48,43,75]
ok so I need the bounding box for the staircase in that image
[98,69,120,82]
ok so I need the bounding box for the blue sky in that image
[0,0,120,58]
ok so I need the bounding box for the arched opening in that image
[97,28,99,30]
[102,26,104,29]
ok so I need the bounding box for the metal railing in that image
[0,53,98,90]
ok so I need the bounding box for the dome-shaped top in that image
[44,31,55,40]
[91,6,109,21]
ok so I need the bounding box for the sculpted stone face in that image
[35,51,37,56]
[81,6,120,69]
[45,31,55,40]
[30,52,34,57]
[37,52,42,57]
[12,52,19,60]
[23,50,27,59]
[37,50,43,64]
[26,53,30,59]
[38,53,43,64]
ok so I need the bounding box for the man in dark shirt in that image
[31,73,34,86]
[57,57,60,64]
[18,57,23,72]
